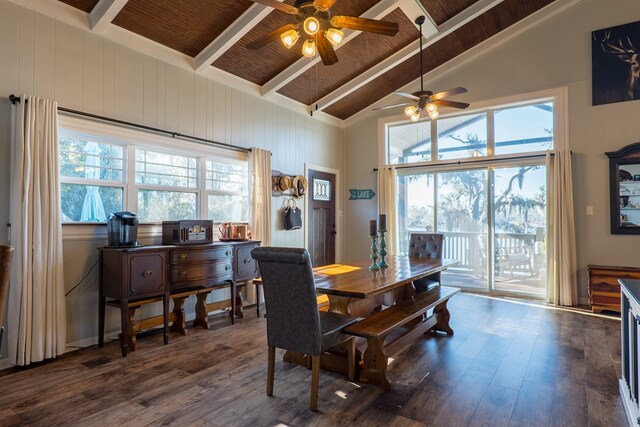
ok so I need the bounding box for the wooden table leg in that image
[429,299,454,335]
[170,296,189,335]
[359,336,391,391]
[193,291,211,329]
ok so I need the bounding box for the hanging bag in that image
[283,198,302,231]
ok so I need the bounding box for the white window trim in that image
[58,114,249,240]
[378,86,569,171]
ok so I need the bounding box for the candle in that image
[379,214,386,231]
[369,219,377,236]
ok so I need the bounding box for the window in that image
[388,121,431,165]
[58,124,249,224]
[59,137,125,222]
[206,160,249,222]
[386,96,555,165]
[135,149,198,222]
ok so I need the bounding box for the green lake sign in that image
[349,189,376,200]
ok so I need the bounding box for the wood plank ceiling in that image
[56,0,558,122]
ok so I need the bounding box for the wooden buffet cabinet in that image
[588,265,640,314]
[99,240,260,356]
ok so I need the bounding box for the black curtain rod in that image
[372,151,572,172]
[8,94,250,154]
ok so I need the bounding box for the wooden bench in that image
[345,285,460,390]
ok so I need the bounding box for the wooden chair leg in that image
[310,355,320,411]
[267,346,275,397]
[347,337,356,382]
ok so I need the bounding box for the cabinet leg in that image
[194,292,211,329]
[230,281,237,325]
[171,296,188,335]
[98,295,105,348]
[163,294,169,345]
[126,306,138,353]
[120,299,130,357]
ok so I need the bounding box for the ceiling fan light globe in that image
[280,29,300,49]
[410,112,420,122]
[404,106,418,117]
[428,110,439,120]
[302,39,316,57]
[426,103,437,113]
[303,17,320,35]
[325,28,344,47]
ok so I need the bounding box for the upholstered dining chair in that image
[251,247,357,411]
[409,233,444,293]
[0,245,14,354]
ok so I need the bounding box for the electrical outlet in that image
[586,205,594,215]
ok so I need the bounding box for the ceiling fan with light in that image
[374,15,469,121]
[245,0,399,65]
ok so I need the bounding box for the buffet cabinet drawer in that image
[170,261,233,284]
[235,244,259,281]
[129,252,166,297]
[170,246,233,265]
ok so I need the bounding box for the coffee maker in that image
[107,211,141,247]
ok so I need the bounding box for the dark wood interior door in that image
[308,169,336,267]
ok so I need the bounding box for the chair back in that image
[251,247,322,355]
[0,245,14,328]
[409,233,444,259]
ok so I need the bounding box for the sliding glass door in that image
[397,163,547,298]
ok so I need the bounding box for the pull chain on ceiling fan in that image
[246,0,399,65]
[374,15,470,121]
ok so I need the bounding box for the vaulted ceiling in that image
[52,0,560,122]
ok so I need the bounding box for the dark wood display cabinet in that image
[99,241,260,357]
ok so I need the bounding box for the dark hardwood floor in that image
[0,293,627,427]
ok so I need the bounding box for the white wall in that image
[0,0,344,355]
[344,0,640,302]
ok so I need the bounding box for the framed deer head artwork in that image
[592,21,640,105]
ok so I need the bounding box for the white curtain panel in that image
[250,148,272,246]
[378,166,398,255]
[8,95,66,365]
[546,150,578,306]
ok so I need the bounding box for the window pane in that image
[135,149,197,188]
[494,103,554,155]
[396,173,435,255]
[59,138,124,181]
[137,190,196,222]
[206,160,248,192]
[437,113,487,160]
[388,121,431,165]
[60,184,123,222]
[208,195,249,222]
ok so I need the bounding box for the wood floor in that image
[0,293,627,427]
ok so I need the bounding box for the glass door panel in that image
[437,170,489,290]
[397,173,435,255]
[492,165,547,296]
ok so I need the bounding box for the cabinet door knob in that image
[225,265,231,271]
[179,253,188,261]
[142,269,152,278]
[225,250,232,257]
[244,258,251,264]
[180,271,188,278]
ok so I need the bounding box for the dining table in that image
[281,255,460,387]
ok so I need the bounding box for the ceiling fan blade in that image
[330,16,399,36]
[246,24,298,50]
[247,0,299,14]
[317,32,338,66]
[434,99,470,109]
[372,103,411,111]
[394,91,420,101]
[431,87,467,100]
[314,0,338,12]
